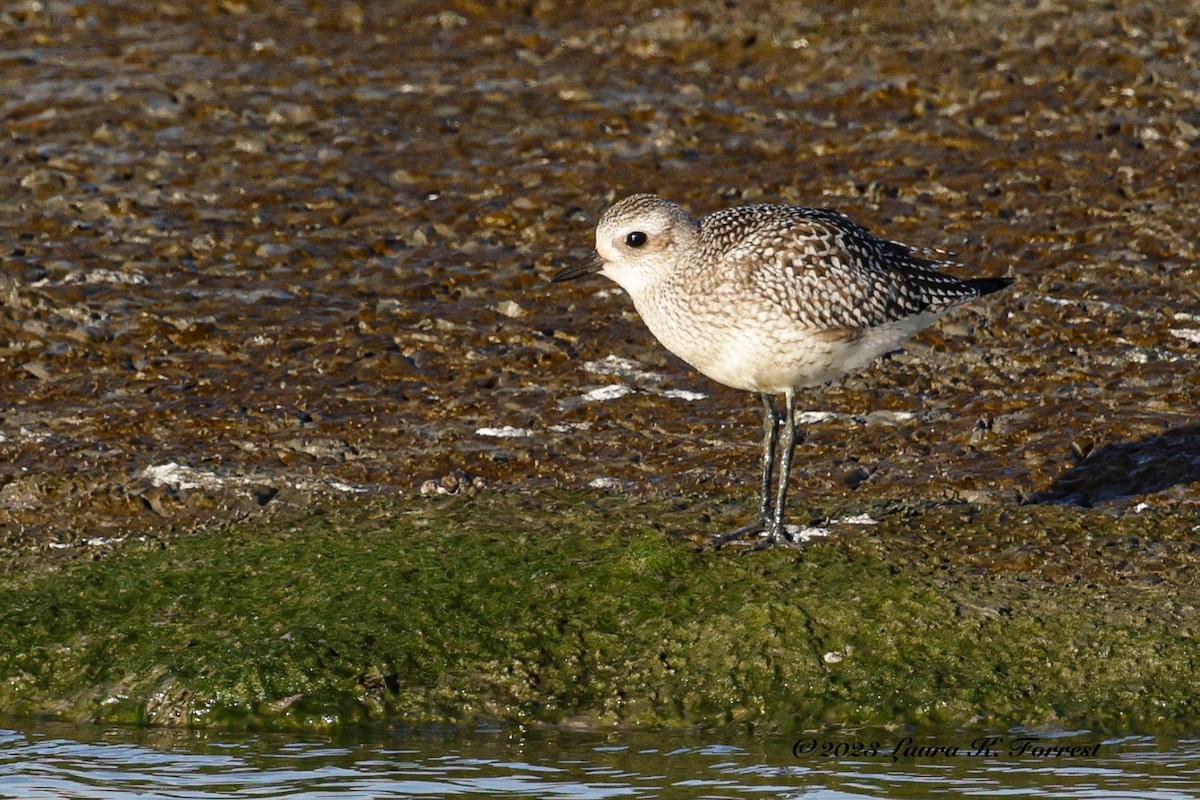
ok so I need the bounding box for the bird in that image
[553,193,1012,548]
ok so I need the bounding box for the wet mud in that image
[1,4,1198,570]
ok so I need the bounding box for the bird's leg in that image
[710,393,780,547]
[754,392,781,522]
[763,387,800,545]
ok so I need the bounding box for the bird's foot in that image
[743,525,803,552]
[708,517,768,549]
[710,518,807,551]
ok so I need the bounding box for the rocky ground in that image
[1,0,1197,566]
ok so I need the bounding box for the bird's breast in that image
[631,290,844,393]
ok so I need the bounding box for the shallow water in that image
[1,722,1196,799]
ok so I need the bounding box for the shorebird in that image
[553,194,1011,547]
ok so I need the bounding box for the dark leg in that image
[710,393,780,547]
[764,387,799,545]
[753,393,780,521]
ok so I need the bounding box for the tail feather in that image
[967,276,1014,297]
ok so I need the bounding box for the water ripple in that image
[0,724,1195,800]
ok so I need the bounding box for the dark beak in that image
[552,251,604,283]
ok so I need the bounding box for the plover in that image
[554,193,1011,548]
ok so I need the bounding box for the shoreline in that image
[1,491,1196,733]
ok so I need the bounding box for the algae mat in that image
[0,491,1197,732]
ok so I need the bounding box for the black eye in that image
[625,231,648,248]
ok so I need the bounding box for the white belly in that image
[640,302,940,395]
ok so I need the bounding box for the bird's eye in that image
[625,231,648,248]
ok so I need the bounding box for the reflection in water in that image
[0,723,1196,799]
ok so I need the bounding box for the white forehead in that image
[596,194,689,241]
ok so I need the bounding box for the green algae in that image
[0,491,1197,732]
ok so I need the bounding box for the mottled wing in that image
[706,206,984,335]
